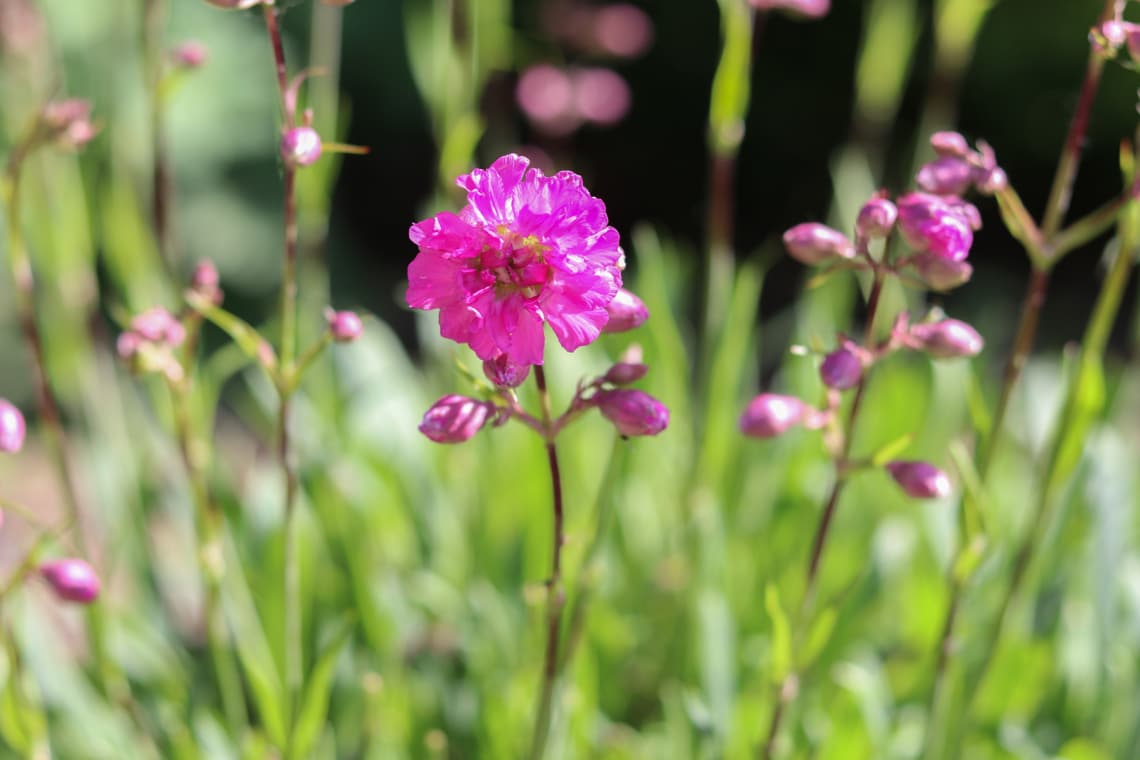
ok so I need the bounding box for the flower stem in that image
[527,365,566,760]
[143,0,175,267]
[759,268,886,758]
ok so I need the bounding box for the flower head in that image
[407,154,623,366]
[419,395,497,444]
[886,460,951,499]
[595,389,669,437]
[40,559,100,604]
[281,126,322,168]
[896,193,977,262]
[0,399,26,453]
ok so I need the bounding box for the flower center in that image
[484,228,551,299]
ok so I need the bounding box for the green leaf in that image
[1057,738,1112,760]
[290,616,354,759]
[868,432,915,467]
[708,0,753,153]
[800,606,838,669]
[0,669,31,756]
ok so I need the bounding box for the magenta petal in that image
[457,154,531,225]
[508,306,546,365]
[407,253,467,309]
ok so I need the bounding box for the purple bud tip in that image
[129,307,186,347]
[929,131,971,157]
[280,127,322,169]
[819,347,863,390]
[886,460,952,499]
[916,156,975,197]
[603,288,649,333]
[783,223,855,265]
[40,559,101,604]
[855,197,898,240]
[910,318,984,359]
[595,389,669,437]
[896,193,975,262]
[748,0,830,19]
[172,41,208,68]
[327,310,363,343]
[40,99,97,149]
[602,361,649,386]
[190,259,223,303]
[739,393,807,438]
[419,395,495,444]
[483,355,531,388]
[912,254,973,292]
[0,399,27,454]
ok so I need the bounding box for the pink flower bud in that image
[419,395,495,444]
[886,460,951,499]
[602,361,649,386]
[929,131,971,157]
[912,254,973,291]
[172,41,208,69]
[819,347,863,390]
[0,399,26,453]
[602,288,649,333]
[595,389,669,437]
[856,197,898,239]
[748,0,830,19]
[482,355,531,388]
[40,99,97,149]
[190,259,223,304]
[40,559,100,604]
[739,393,807,438]
[916,156,975,197]
[909,318,984,358]
[783,223,855,265]
[896,193,974,262]
[326,310,363,342]
[281,126,322,168]
[130,307,185,346]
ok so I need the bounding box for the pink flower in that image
[408,154,623,366]
[595,389,669,437]
[419,395,497,444]
[0,399,26,453]
[896,193,977,262]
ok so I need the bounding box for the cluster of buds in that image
[37,99,97,150]
[748,0,830,19]
[420,288,667,444]
[0,399,26,453]
[915,131,1007,197]
[117,307,187,382]
[1091,16,1140,63]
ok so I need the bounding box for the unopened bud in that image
[0,400,26,453]
[419,395,495,444]
[171,41,208,68]
[783,223,855,265]
[40,559,100,604]
[602,361,649,386]
[912,254,973,291]
[190,260,222,304]
[897,193,975,262]
[40,99,97,149]
[326,310,363,342]
[929,131,971,158]
[910,318,984,358]
[856,197,898,239]
[130,307,185,346]
[739,393,807,438]
[595,389,669,437]
[819,347,863,390]
[483,355,531,388]
[886,460,951,499]
[916,156,974,197]
[280,126,322,168]
[603,288,649,333]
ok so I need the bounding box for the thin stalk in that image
[260,5,304,746]
[759,269,886,759]
[143,0,175,266]
[527,365,566,760]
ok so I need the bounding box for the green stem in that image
[527,365,566,760]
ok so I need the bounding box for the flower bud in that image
[0,399,26,453]
[130,307,185,346]
[896,193,974,262]
[855,197,898,239]
[326,310,363,343]
[482,355,531,388]
[739,393,807,438]
[819,347,863,390]
[595,389,669,437]
[419,395,495,444]
[909,318,984,358]
[886,460,951,499]
[40,99,97,149]
[929,131,971,158]
[912,254,973,291]
[280,126,322,169]
[783,223,855,265]
[916,156,974,197]
[40,559,100,604]
[602,361,649,386]
[190,259,222,304]
[602,288,649,333]
[171,41,208,69]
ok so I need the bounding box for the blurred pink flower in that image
[594,4,654,58]
[40,559,100,604]
[749,0,829,19]
[572,67,631,125]
[896,193,977,262]
[0,399,26,454]
[408,154,623,366]
[517,65,580,136]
